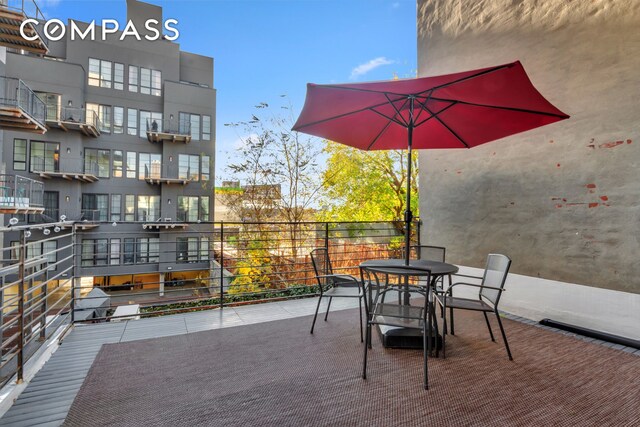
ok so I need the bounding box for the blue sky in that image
[43,0,417,179]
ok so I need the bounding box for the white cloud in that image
[350,57,394,80]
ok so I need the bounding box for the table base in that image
[377,325,442,350]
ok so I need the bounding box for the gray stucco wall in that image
[417,0,640,294]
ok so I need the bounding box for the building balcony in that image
[143,165,191,186]
[31,157,100,183]
[142,218,188,230]
[45,106,101,137]
[0,76,46,133]
[0,174,44,214]
[146,117,191,144]
[0,0,48,55]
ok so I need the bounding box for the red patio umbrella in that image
[292,60,569,265]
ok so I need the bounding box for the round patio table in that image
[359,259,459,354]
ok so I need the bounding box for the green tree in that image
[317,141,418,232]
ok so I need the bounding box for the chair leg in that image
[324,297,333,321]
[310,297,322,334]
[362,322,370,379]
[442,300,447,359]
[358,297,364,343]
[432,300,440,358]
[422,321,429,390]
[495,311,513,361]
[483,311,495,342]
[449,305,455,336]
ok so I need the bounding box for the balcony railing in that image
[0,76,46,133]
[45,106,101,137]
[143,165,192,185]
[0,0,49,54]
[0,174,44,214]
[146,117,191,143]
[31,157,99,183]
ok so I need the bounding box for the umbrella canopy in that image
[293,60,569,263]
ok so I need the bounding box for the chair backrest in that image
[310,248,332,286]
[411,245,446,263]
[479,254,511,306]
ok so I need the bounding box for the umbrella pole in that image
[404,99,415,267]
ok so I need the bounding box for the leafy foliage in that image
[317,141,419,229]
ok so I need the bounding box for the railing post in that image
[416,219,422,246]
[71,223,77,323]
[17,230,26,384]
[324,222,329,250]
[219,221,224,309]
[40,268,48,341]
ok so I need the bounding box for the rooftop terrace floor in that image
[0,297,638,426]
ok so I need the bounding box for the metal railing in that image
[0,225,72,386]
[144,165,192,182]
[1,0,49,50]
[0,220,419,386]
[0,76,46,126]
[146,117,191,135]
[0,174,44,210]
[46,106,101,130]
[30,156,58,174]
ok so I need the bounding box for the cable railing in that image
[46,106,101,129]
[0,220,419,385]
[0,76,46,126]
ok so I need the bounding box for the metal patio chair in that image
[435,253,513,360]
[309,248,365,342]
[360,265,435,390]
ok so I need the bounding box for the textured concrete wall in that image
[417,0,640,293]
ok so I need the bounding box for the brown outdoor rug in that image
[63,308,640,427]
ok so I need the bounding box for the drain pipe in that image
[539,319,640,350]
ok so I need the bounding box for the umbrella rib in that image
[413,101,457,128]
[424,105,470,148]
[383,93,410,127]
[428,96,569,119]
[368,106,407,127]
[292,97,407,130]
[366,120,394,150]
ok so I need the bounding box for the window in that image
[200,196,210,221]
[42,241,57,271]
[128,65,138,92]
[113,150,123,177]
[123,238,135,264]
[84,148,110,178]
[138,153,162,180]
[179,113,200,141]
[81,194,108,221]
[190,115,200,141]
[202,115,211,140]
[113,106,124,134]
[87,103,111,133]
[178,154,199,181]
[43,191,59,221]
[37,92,61,121]
[13,138,26,171]
[139,111,162,137]
[200,237,209,261]
[124,195,135,221]
[176,237,199,263]
[140,67,162,96]
[29,141,59,173]
[140,67,151,95]
[88,58,112,88]
[178,196,208,221]
[114,63,124,90]
[137,195,160,221]
[126,152,136,178]
[127,108,137,135]
[110,194,121,221]
[201,155,210,181]
[110,239,120,265]
[136,237,159,263]
[81,239,108,266]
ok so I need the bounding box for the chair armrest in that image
[315,274,360,283]
[445,282,505,295]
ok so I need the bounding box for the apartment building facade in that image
[0,0,216,293]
